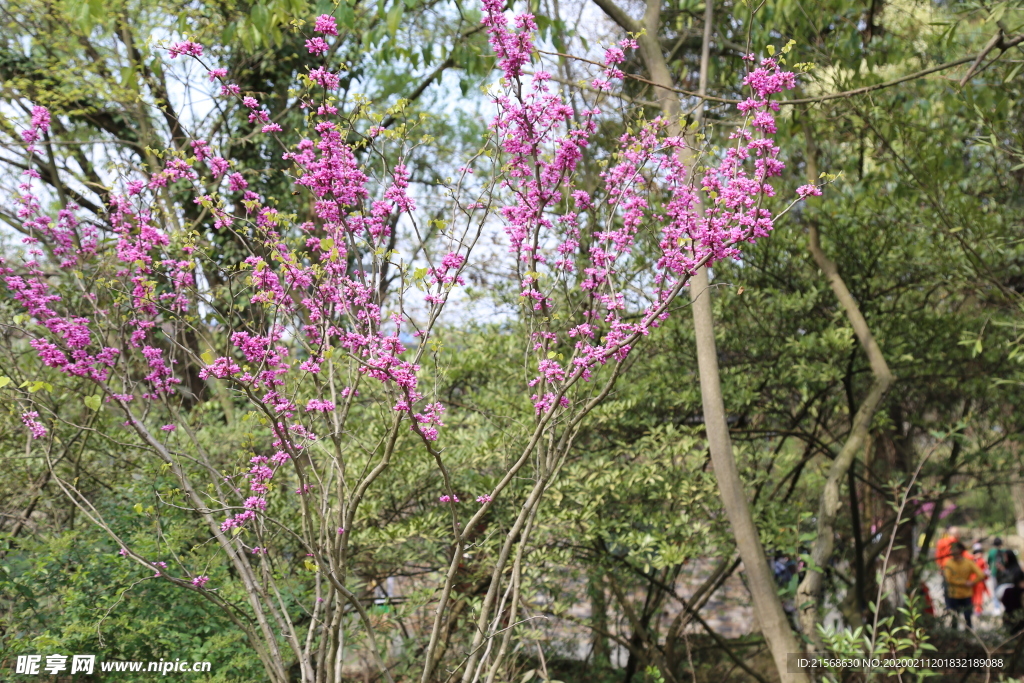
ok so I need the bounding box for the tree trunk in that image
[589,1,811,680]
[1011,483,1024,538]
[690,268,809,681]
[587,568,611,669]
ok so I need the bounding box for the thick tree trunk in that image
[1011,483,1024,538]
[691,267,810,681]
[795,126,894,643]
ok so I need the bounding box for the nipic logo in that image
[15,654,95,675]
[13,654,212,675]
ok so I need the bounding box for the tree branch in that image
[795,123,894,647]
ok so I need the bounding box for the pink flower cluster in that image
[20,106,50,147]
[168,41,203,58]
[314,14,338,35]
[2,238,119,380]
[478,0,798,415]
[591,38,638,91]
[21,411,47,440]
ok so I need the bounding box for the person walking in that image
[1000,570,1024,636]
[970,542,991,615]
[942,541,986,629]
[989,538,1020,616]
[990,538,1021,584]
[937,527,962,568]
[937,527,963,615]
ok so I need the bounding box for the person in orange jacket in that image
[937,526,962,568]
[971,542,992,614]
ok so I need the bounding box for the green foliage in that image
[1,508,262,681]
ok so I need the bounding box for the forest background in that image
[1,0,1023,680]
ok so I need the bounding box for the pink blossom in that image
[227,172,248,192]
[244,496,268,511]
[199,356,241,379]
[191,139,210,161]
[208,157,229,177]
[306,37,329,55]
[21,412,46,439]
[603,46,625,66]
[30,105,50,134]
[314,14,338,35]
[192,575,210,588]
[309,67,340,90]
[752,111,777,134]
[168,41,203,58]
[797,184,823,198]
[299,358,321,373]
[306,399,335,412]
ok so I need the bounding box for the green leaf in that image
[87,0,105,23]
[84,395,102,411]
[1006,63,1023,84]
[338,2,355,28]
[251,3,270,33]
[0,376,11,389]
[386,3,403,37]
[222,21,238,44]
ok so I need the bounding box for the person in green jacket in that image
[989,538,1020,586]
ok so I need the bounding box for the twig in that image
[959,30,1004,86]
[865,444,937,680]
[536,36,1024,107]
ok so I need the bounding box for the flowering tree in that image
[1,1,803,679]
